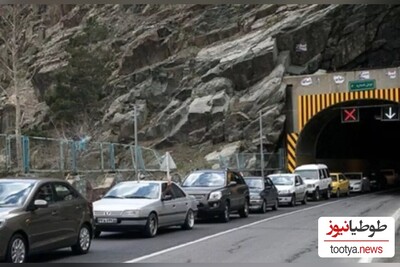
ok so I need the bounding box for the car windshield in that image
[245,178,264,189]
[269,175,294,186]
[104,182,160,199]
[0,181,35,207]
[295,170,318,180]
[345,174,362,180]
[181,171,225,187]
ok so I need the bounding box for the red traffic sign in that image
[341,107,359,123]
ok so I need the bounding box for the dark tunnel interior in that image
[296,100,400,173]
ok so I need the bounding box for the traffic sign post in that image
[381,106,399,121]
[341,107,359,123]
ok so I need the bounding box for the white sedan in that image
[268,174,307,206]
[93,181,198,238]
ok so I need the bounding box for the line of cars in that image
[0,165,395,262]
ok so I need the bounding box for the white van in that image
[294,164,332,201]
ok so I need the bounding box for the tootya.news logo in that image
[318,217,394,258]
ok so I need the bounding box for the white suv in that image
[294,164,332,201]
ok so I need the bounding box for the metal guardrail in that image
[0,134,164,175]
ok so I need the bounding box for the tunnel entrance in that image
[296,99,400,174]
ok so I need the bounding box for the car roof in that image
[268,173,296,177]
[0,178,66,183]
[191,169,226,172]
[118,180,171,184]
[295,164,328,170]
[243,176,264,179]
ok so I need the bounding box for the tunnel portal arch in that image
[287,88,400,173]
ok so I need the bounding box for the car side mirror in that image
[228,181,237,186]
[162,195,173,201]
[28,199,48,211]
[295,182,301,186]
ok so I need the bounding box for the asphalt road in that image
[29,189,400,263]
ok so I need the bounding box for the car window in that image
[326,169,330,177]
[265,178,273,186]
[339,174,346,181]
[234,173,245,185]
[297,176,304,184]
[171,184,186,198]
[182,171,226,187]
[34,184,55,203]
[54,183,77,202]
[162,183,175,198]
[318,170,323,179]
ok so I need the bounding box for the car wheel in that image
[260,200,267,213]
[272,199,278,211]
[290,194,296,207]
[6,233,27,263]
[181,209,195,230]
[219,201,230,223]
[71,224,92,255]
[313,188,320,201]
[239,199,249,218]
[336,189,340,198]
[144,213,158,237]
[325,188,331,200]
[301,194,307,205]
[94,230,101,238]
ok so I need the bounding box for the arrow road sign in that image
[341,107,359,123]
[381,106,399,121]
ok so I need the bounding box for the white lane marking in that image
[125,192,382,263]
[357,194,400,264]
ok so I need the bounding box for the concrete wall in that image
[283,67,400,132]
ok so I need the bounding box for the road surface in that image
[29,189,400,263]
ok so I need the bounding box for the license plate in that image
[97,218,117,224]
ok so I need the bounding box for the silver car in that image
[344,172,371,193]
[93,181,197,238]
[268,174,307,206]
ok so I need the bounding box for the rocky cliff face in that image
[2,4,400,167]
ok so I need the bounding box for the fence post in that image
[130,145,136,170]
[22,136,30,174]
[109,143,115,172]
[137,145,145,171]
[59,140,64,173]
[71,141,77,173]
[279,148,284,170]
[100,143,104,172]
[6,135,11,171]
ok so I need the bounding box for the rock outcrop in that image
[1,4,400,167]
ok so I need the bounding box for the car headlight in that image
[209,191,222,201]
[122,210,140,217]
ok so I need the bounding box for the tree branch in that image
[0,83,9,97]
[0,56,14,75]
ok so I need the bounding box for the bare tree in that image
[0,5,37,170]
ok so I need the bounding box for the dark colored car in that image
[0,178,94,263]
[369,172,387,191]
[244,176,279,213]
[181,169,250,222]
